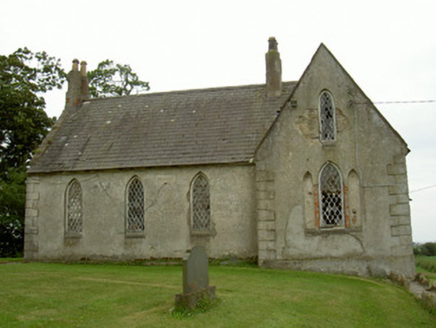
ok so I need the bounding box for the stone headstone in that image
[183,245,209,293]
[175,245,216,309]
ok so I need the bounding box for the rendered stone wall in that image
[255,46,415,277]
[24,165,257,261]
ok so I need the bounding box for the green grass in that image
[0,257,23,263]
[416,256,436,284]
[0,262,435,328]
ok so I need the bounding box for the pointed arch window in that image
[191,173,211,232]
[319,163,344,227]
[319,91,336,142]
[126,177,145,233]
[66,179,83,233]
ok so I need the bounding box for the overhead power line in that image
[410,184,436,194]
[374,100,436,105]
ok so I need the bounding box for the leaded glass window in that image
[127,178,145,233]
[66,179,83,233]
[320,163,344,227]
[319,91,336,141]
[191,173,211,232]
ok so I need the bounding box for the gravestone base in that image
[175,286,216,310]
[174,245,216,310]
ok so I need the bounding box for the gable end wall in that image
[255,45,414,277]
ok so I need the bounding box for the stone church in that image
[24,38,415,277]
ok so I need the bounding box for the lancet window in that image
[319,163,344,227]
[66,179,83,233]
[127,177,145,233]
[191,173,211,232]
[319,91,336,142]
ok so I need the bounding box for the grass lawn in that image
[0,262,435,328]
[416,255,436,284]
[0,257,23,263]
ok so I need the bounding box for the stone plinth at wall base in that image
[175,286,216,310]
[259,256,416,279]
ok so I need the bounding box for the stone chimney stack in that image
[80,61,89,101]
[265,37,282,97]
[66,59,89,107]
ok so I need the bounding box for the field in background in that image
[0,262,435,327]
[416,255,436,284]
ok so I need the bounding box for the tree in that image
[0,48,64,256]
[0,48,149,256]
[0,167,26,257]
[413,242,436,256]
[0,48,64,174]
[421,242,436,256]
[87,60,150,98]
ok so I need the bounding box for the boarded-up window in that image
[66,179,83,233]
[127,178,145,233]
[319,91,336,141]
[320,163,344,227]
[191,173,211,232]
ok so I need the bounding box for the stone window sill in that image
[190,230,212,237]
[320,226,346,232]
[64,232,83,239]
[305,227,361,235]
[321,141,336,148]
[125,232,146,239]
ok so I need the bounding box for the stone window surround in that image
[65,179,83,238]
[190,172,212,236]
[125,176,145,238]
[318,162,345,229]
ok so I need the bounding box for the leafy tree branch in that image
[87,60,150,97]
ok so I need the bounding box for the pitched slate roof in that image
[29,82,296,173]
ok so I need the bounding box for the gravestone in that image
[175,245,216,309]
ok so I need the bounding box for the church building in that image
[24,38,415,277]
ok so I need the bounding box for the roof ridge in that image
[86,81,298,102]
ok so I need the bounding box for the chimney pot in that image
[72,59,79,71]
[80,61,87,77]
[268,37,278,52]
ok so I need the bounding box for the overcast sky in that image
[2,0,435,242]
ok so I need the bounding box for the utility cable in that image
[374,100,436,105]
[410,184,436,194]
